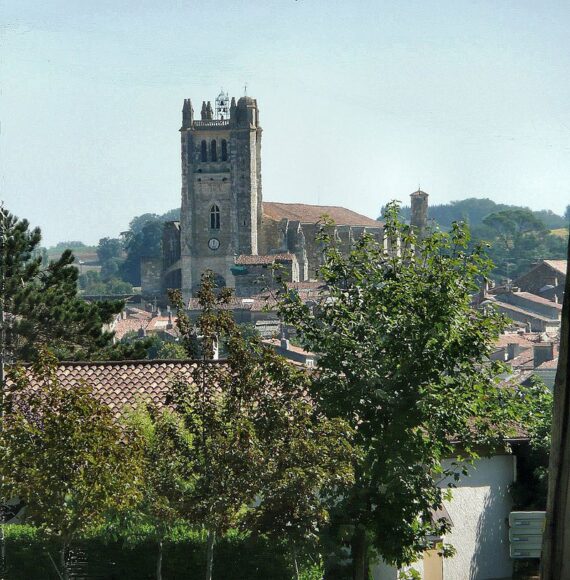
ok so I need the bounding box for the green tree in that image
[0,207,123,362]
[121,219,164,286]
[478,208,566,279]
[0,350,143,579]
[79,271,133,295]
[168,274,354,580]
[97,237,124,280]
[277,203,545,579]
[482,208,547,251]
[121,404,195,580]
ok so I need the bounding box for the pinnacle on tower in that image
[182,99,194,128]
[201,101,207,120]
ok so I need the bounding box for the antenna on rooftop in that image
[244,82,248,96]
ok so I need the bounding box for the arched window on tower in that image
[210,204,220,230]
[210,140,218,162]
[221,139,228,161]
[201,140,207,162]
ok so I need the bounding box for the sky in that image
[1,0,569,247]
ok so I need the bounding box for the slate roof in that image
[7,360,216,417]
[235,253,294,265]
[262,202,382,228]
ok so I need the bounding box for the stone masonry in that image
[141,93,429,299]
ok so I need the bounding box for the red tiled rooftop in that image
[262,202,382,228]
[7,359,218,417]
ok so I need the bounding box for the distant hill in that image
[387,198,567,230]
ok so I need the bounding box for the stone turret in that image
[235,96,259,128]
[182,99,193,129]
[410,189,429,235]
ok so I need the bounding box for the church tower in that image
[179,92,262,296]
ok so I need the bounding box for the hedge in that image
[0,525,320,579]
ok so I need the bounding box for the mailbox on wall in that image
[509,511,546,559]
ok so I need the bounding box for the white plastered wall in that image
[371,454,515,580]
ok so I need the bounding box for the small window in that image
[210,140,218,162]
[221,139,228,161]
[200,140,207,162]
[210,204,220,229]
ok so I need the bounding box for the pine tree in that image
[0,206,123,361]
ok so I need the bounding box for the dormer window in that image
[210,204,220,229]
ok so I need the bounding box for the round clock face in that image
[208,238,220,251]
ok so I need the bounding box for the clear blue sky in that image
[1,0,569,247]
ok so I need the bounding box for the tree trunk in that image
[156,539,163,580]
[292,544,300,580]
[60,542,69,580]
[541,238,570,579]
[351,526,369,580]
[205,530,216,580]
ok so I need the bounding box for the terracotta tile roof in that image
[187,283,328,312]
[262,202,382,228]
[495,332,543,348]
[535,358,560,370]
[7,360,221,417]
[544,260,568,275]
[235,253,294,265]
[113,315,179,340]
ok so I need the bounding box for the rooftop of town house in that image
[262,201,382,228]
[235,253,295,265]
[502,291,563,310]
[488,298,561,323]
[6,359,209,417]
[263,338,316,357]
[543,259,568,275]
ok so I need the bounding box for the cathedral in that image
[141,92,424,299]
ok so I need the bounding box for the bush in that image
[1,525,314,579]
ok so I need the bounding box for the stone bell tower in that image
[179,91,262,296]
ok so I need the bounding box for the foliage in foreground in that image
[167,274,355,579]
[277,202,549,578]
[1,524,319,579]
[0,350,143,579]
[0,207,123,362]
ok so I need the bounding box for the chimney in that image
[410,189,429,235]
[507,343,522,361]
[534,343,554,368]
[166,313,173,330]
[281,338,290,351]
